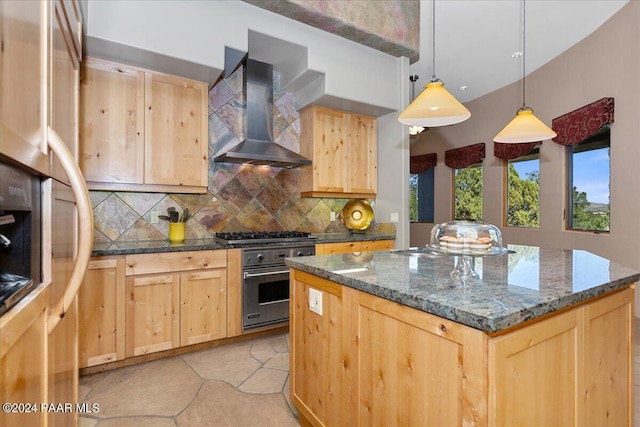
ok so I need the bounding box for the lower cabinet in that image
[291,269,634,427]
[78,250,228,365]
[78,256,125,368]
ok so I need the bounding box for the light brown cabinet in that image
[300,106,377,198]
[0,0,50,174]
[78,257,126,368]
[0,287,49,427]
[126,273,180,357]
[124,250,227,357]
[180,269,227,346]
[79,57,208,194]
[290,270,634,427]
[315,239,394,255]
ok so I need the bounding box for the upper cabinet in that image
[300,106,377,198]
[0,0,50,174]
[79,57,209,194]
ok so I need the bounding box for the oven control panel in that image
[243,245,316,267]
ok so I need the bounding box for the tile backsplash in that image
[90,65,393,245]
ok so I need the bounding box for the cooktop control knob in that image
[296,251,304,257]
[256,254,264,262]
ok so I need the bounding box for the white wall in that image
[410,1,640,310]
[85,0,400,115]
[375,56,411,249]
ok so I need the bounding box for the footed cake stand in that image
[427,246,510,282]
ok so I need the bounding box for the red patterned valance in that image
[494,142,541,160]
[410,153,437,174]
[445,143,485,169]
[552,97,614,146]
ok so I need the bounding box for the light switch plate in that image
[390,212,399,223]
[330,211,336,221]
[150,211,160,224]
[309,288,323,315]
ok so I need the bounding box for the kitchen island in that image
[285,245,639,427]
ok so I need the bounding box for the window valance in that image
[494,142,541,160]
[552,97,614,146]
[445,143,485,169]
[410,153,437,174]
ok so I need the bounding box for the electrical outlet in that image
[390,212,399,223]
[150,211,160,224]
[330,211,336,221]
[309,288,323,315]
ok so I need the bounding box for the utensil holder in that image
[169,222,185,242]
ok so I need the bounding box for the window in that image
[567,126,610,232]
[409,168,434,222]
[506,148,540,227]
[454,164,482,221]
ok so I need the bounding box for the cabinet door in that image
[361,240,394,251]
[489,309,579,426]
[0,0,50,174]
[582,288,633,427]
[78,257,126,368]
[49,0,80,184]
[144,72,208,187]
[79,58,145,184]
[301,106,347,195]
[348,114,377,195]
[180,269,227,346]
[125,274,180,357]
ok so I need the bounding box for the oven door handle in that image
[243,270,290,279]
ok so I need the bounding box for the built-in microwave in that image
[0,161,41,316]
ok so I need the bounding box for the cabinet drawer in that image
[361,240,394,251]
[319,241,361,255]
[125,250,226,276]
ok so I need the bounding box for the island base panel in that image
[290,269,634,427]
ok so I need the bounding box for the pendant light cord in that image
[431,0,437,82]
[522,0,527,109]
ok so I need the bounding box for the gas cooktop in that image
[215,231,316,245]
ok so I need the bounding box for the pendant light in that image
[398,0,470,127]
[493,0,556,143]
[408,75,426,136]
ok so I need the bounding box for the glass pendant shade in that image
[493,108,557,143]
[399,80,471,127]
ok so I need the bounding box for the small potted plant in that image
[159,207,190,242]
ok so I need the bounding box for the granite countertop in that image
[285,244,640,333]
[91,232,396,256]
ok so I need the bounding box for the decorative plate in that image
[341,200,374,230]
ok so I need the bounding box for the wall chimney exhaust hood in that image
[214,58,311,168]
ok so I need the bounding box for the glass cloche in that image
[429,220,503,255]
[428,220,507,282]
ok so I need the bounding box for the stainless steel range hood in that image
[214,58,311,168]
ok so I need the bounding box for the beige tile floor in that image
[79,320,640,427]
[78,333,300,427]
